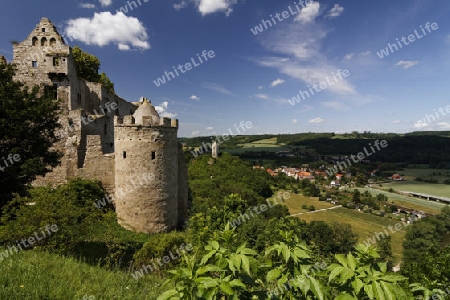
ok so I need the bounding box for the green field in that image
[226,137,291,154]
[348,186,448,215]
[289,207,406,263]
[399,167,450,183]
[282,192,337,215]
[381,181,450,199]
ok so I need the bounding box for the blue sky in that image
[1,0,450,137]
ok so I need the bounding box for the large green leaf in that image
[347,253,357,271]
[335,294,357,300]
[241,255,251,275]
[157,290,180,300]
[309,276,325,300]
[219,281,234,295]
[266,269,281,282]
[372,281,386,300]
[335,254,348,268]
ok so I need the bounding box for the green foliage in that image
[0,178,108,254]
[71,46,114,92]
[160,227,424,299]
[133,231,190,273]
[306,221,357,256]
[0,179,149,268]
[0,63,61,208]
[401,207,450,286]
[328,244,409,299]
[99,71,115,93]
[188,153,272,209]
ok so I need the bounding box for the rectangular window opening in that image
[42,28,46,32]
[32,61,37,68]
[151,152,156,160]
[53,57,60,66]
[123,151,127,159]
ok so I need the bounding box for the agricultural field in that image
[348,186,448,215]
[226,138,291,154]
[287,206,407,263]
[381,181,450,198]
[396,167,450,182]
[281,192,336,215]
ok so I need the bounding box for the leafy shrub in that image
[133,231,190,272]
[308,205,316,211]
[0,178,107,254]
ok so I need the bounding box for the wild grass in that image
[0,250,170,300]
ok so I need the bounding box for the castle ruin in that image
[5,18,188,234]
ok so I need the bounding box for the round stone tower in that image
[114,98,182,233]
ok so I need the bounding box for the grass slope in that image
[288,207,406,263]
[0,250,169,300]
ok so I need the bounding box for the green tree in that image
[71,46,114,93]
[0,63,61,208]
[352,189,361,204]
[99,72,114,93]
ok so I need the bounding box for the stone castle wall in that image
[8,18,188,234]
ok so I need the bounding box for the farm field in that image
[226,138,291,154]
[348,186,447,215]
[381,181,450,198]
[288,207,406,263]
[399,168,450,182]
[281,192,336,215]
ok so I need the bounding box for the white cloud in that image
[293,119,298,123]
[321,101,349,111]
[308,117,324,123]
[202,82,235,95]
[343,53,355,61]
[258,86,263,90]
[360,51,371,56]
[196,0,238,16]
[190,95,201,101]
[98,0,112,6]
[396,60,419,69]
[295,1,321,24]
[205,126,214,130]
[191,131,200,136]
[173,1,188,11]
[254,94,268,99]
[255,19,356,96]
[437,122,450,129]
[414,120,429,129]
[118,43,130,51]
[155,101,177,118]
[80,3,96,9]
[65,12,150,51]
[326,4,344,18]
[270,78,285,87]
[393,120,402,124]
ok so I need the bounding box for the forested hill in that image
[181,131,450,165]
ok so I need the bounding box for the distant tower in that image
[114,98,188,234]
[212,141,219,158]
